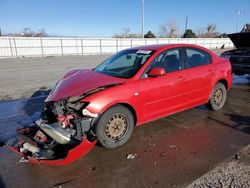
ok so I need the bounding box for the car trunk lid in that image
[228,32,250,48]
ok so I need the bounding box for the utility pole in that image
[185,16,188,32]
[235,10,240,32]
[235,10,244,32]
[142,0,144,38]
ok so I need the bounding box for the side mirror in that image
[148,67,166,77]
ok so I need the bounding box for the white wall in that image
[0,37,234,58]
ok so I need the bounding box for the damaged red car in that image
[10,44,232,165]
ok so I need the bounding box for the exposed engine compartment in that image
[5,70,124,165]
[11,87,112,162]
[15,98,96,160]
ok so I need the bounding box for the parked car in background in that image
[220,32,250,75]
[9,44,232,165]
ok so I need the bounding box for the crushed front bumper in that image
[8,136,96,166]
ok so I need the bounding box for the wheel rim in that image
[213,88,223,106]
[105,114,128,141]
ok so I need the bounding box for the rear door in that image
[138,48,190,122]
[183,47,214,104]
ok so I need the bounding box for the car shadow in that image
[0,88,50,144]
[0,175,6,188]
[225,113,250,134]
[22,87,50,116]
[195,105,210,111]
[208,114,250,135]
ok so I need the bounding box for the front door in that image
[138,48,189,122]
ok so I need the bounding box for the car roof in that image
[130,44,205,52]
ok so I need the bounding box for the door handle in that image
[177,76,185,82]
[208,69,213,75]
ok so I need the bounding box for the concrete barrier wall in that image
[0,37,234,58]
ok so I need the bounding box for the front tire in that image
[207,82,227,111]
[95,105,134,149]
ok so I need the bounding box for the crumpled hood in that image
[45,69,125,102]
[228,32,250,48]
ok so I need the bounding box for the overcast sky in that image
[0,0,249,37]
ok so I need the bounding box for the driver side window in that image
[143,48,182,77]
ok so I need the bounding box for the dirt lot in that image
[0,54,249,188]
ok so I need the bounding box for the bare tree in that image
[35,28,47,37]
[22,27,33,37]
[113,28,130,38]
[121,28,130,38]
[196,27,206,38]
[113,28,141,38]
[206,23,216,33]
[159,20,179,37]
[205,23,220,37]
[11,27,48,37]
[196,24,220,38]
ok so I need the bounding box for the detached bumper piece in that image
[8,121,96,166]
[9,138,96,166]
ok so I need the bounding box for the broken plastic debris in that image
[169,145,177,148]
[126,153,137,159]
[234,154,240,160]
[159,151,167,157]
[19,157,29,163]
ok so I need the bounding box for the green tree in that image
[182,29,196,38]
[144,31,156,38]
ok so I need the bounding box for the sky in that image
[0,0,249,37]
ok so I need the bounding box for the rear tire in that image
[95,105,134,149]
[207,82,227,111]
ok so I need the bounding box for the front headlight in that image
[82,109,98,118]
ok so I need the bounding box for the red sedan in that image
[10,44,232,165]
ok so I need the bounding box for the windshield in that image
[94,49,154,78]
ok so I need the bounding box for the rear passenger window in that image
[186,48,211,68]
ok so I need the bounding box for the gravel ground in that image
[188,145,250,188]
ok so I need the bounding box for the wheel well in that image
[218,79,228,90]
[116,103,137,126]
